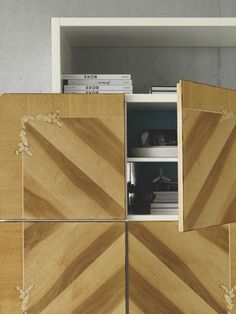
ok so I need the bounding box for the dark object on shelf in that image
[140,129,177,147]
[128,181,154,215]
[152,168,178,191]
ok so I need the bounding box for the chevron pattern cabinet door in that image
[0,94,125,219]
[128,222,229,314]
[0,222,125,314]
[178,81,236,231]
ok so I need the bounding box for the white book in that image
[62,74,131,80]
[64,85,133,91]
[153,191,178,195]
[151,86,177,94]
[64,90,133,94]
[151,92,177,94]
[67,79,132,86]
[151,208,178,215]
[153,197,178,199]
[153,198,178,201]
[151,203,178,208]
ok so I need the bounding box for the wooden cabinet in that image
[0,222,125,313]
[0,80,236,313]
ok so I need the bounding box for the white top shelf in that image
[125,93,177,110]
[125,93,177,103]
[56,17,236,47]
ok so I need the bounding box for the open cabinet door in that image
[178,80,236,231]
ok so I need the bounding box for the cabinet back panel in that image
[71,47,221,93]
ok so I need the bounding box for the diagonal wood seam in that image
[129,266,183,314]
[71,267,124,314]
[185,125,236,230]
[62,118,124,176]
[26,224,124,313]
[26,122,123,217]
[24,187,68,219]
[16,222,229,313]
[129,223,226,313]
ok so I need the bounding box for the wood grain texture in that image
[0,223,22,314]
[24,117,124,219]
[24,222,125,314]
[0,93,125,219]
[128,222,229,314]
[230,223,236,314]
[178,80,236,231]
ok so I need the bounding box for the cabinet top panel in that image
[53,18,236,47]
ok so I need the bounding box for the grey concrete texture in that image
[72,47,222,93]
[0,0,236,93]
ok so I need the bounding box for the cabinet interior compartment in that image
[127,162,178,216]
[126,101,178,221]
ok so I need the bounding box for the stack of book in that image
[151,191,178,215]
[62,74,133,94]
[150,86,177,94]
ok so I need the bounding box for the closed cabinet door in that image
[0,94,125,219]
[178,81,236,231]
[0,222,126,314]
[128,222,229,314]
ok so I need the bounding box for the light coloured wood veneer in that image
[0,222,125,314]
[0,93,125,219]
[129,221,229,314]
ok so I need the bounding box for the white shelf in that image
[125,93,177,103]
[127,157,178,162]
[125,93,177,108]
[127,214,178,221]
[58,18,236,47]
[52,18,236,92]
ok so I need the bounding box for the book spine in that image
[64,90,133,94]
[64,85,133,91]
[62,74,131,80]
[151,92,177,94]
[151,86,176,90]
[67,79,132,86]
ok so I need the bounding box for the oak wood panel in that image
[231,223,236,285]
[0,223,22,314]
[24,222,125,314]
[129,222,229,314]
[24,118,124,219]
[178,81,236,231]
[230,223,236,314]
[0,93,125,219]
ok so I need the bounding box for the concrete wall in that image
[0,0,236,92]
